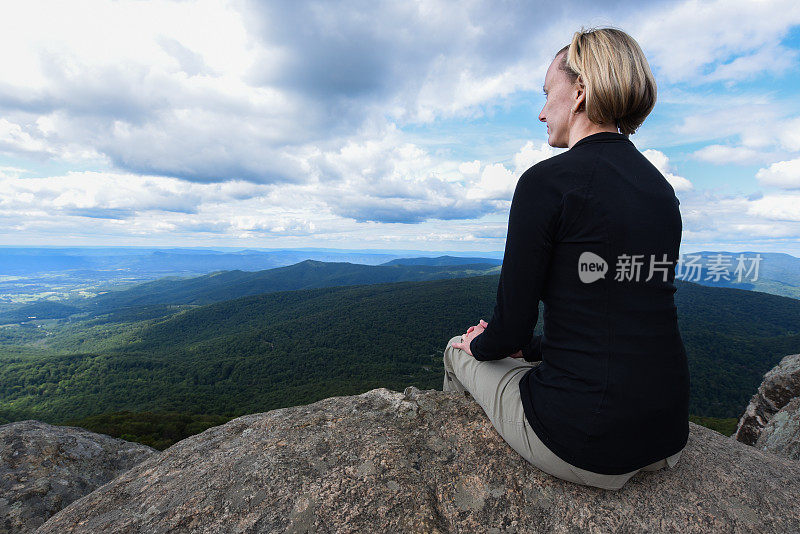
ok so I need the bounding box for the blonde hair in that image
[555,27,657,135]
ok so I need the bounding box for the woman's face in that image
[538,52,579,148]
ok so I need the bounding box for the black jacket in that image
[469,131,690,475]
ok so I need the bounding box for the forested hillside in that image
[1,274,799,428]
[84,259,498,313]
[0,259,499,321]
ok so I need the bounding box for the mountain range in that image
[1,259,799,427]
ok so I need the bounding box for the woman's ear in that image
[571,78,586,114]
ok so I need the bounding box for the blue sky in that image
[1,0,800,256]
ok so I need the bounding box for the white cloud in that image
[0,134,553,241]
[778,116,800,152]
[0,0,799,252]
[633,0,800,84]
[11,0,774,187]
[513,141,558,176]
[674,103,783,148]
[466,163,516,201]
[0,171,253,215]
[654,107,800,174]
[458,160,481,176]
[728,222,799,237]
[755,158,800,189]
[692,144,770,166]
[704,41,799,84]
[675,189,800,248]
[460,140,558,201]
[641,149,694,192]
[746,192,800,222]
[0,118,53,155]
[0,0,797,184]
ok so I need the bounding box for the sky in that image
[1,0,800,256]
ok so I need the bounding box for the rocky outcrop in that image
[35,387,800,533]
[754,396,800,460]
[734,353,800,457]
[0,420,158,534]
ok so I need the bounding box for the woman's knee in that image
[445,334,462,352]
[444,335,467,368]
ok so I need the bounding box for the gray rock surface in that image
[734,353,800,448]
[36,387,800,533]
[1,419,159,534]
[755,396,800,460]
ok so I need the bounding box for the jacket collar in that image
[570,131,631,149]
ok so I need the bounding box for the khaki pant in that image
[443,334,683,491]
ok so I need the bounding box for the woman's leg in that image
[443,334,686,489]
[442,335,469,395]
[442,334,588,485]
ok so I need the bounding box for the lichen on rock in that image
[0,419,158,533]
[734,353,800,461]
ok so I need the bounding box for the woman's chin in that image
[547,132,568,149]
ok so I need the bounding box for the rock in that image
[0,419,159,533]
[35,387,800,533]
[755,396,800,460]
[734,353,800,447]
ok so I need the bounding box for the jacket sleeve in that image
[522,334,543,362]
[469,165,561,361]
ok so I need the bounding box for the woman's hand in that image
[458,319,524,359]
[453,319,522,358]
[466,319,488,335]
[451,319,488,357]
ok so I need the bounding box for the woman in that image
[443,26,689,491]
